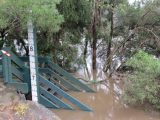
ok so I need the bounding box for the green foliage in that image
[44,0,93,69]
[118,2,142,29]
[56,42,78,69]
[127,50,160,75]
[59,0,91,27]
[57,0,92,43]
[0,0,63,32]
[123,50,160,109]
[32,0,64,32]
[0,0,103,71]
[0,0,64,56]
[0,16,8,29]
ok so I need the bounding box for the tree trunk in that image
[92,0,99,70]
[92,16,97,69]
[84,39,88,59]
[104,1,114,73]
[52,32,60,63]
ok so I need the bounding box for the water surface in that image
[54,42,160,120]
[54,78,160,120]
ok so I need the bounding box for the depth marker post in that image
[28,19,39,102]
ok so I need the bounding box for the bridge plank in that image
[39,95,59,109]
[39,68,80,91]
[40,87,73,110]
[39,75,92,111]
[7,82,28,94]
[47,60,95,92]
[11,66,24,81]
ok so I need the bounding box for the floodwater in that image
[54,74,160,120]
[54,41,160,120]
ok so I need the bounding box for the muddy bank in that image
[0,81,60,120]
[0,101,61,120]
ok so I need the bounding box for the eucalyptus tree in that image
[101,0,160,74]
[0,0,93,70]
[91,0,101,70]
[89,0,127,72]
[47,0,92,68]
[115,0,160,57]
[122,0,160,110]
[0,0,63,55]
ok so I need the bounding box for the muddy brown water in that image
[54,76,160,120]
[54,41,160,120]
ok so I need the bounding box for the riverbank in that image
[0,81,61,120]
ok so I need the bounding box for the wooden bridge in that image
[0,47,94,111]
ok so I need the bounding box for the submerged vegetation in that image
[123,51,160,110]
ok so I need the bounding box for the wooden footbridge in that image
[0,47,94,111]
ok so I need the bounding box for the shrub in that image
[122,50,160,109]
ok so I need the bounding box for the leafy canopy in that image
[0,0,64,32]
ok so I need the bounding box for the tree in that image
[91,0,101,70]
[47,0,92,68]
[0,0,63,55]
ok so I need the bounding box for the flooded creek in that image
[54,42,160,120]
[54,78,160,120]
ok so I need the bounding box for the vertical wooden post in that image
[7,55,12,83]
[2,54,9,83]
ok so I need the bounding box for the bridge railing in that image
[1,48,29,93]
[1,49,94,111]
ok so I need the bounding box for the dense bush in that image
[122,50,160,110]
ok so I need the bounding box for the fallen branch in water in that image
[76,77,106,84]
